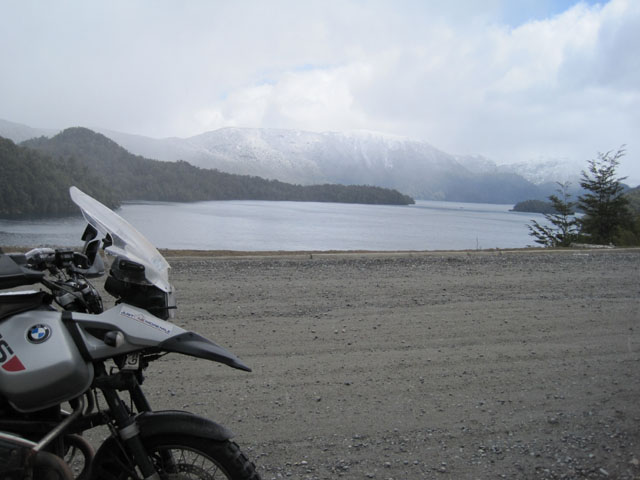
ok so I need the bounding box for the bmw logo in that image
[27,324,51,344]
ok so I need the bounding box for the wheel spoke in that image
[154,447,221,479]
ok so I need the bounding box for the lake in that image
[0,200,544,251]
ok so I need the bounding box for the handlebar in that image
[24,248,93,273]
[24,248,57,270]
[18,248,104,314]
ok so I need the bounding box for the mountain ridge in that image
[0,118,582,203]
[1,128,413,217]
[92,125,549,203]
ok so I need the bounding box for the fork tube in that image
[130,383,153,413]
[100,387,159,480]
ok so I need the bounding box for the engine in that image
[0,433,74,480]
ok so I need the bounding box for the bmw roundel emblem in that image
[27,324,51,344]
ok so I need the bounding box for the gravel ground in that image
[125,249,639,479]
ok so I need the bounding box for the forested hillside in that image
[1,129,414,217]
[0,136,119,216]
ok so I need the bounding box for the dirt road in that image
[139,249,639,479]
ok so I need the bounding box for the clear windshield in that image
[69,186,172,292]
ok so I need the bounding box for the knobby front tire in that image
[91,434,261,480]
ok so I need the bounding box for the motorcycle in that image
[0,186,261,480]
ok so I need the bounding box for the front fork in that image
[93,362,160,479]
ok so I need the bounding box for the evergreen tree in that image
[528,182,579,247]
[578,147,632,245]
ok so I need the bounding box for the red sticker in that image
[1,356,26,372]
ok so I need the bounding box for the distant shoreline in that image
[159,246,640,259]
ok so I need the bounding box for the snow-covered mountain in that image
[456,154,583,185]
[499,158,583,186]
[0,118,583,203]
[95,127,454,186]
[104,126,550,202]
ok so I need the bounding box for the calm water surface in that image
[0,200,543,251]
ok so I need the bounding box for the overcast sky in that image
[1,0,638,183]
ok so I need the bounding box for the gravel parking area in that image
[135,249,640,479]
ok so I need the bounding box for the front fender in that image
[134,410,235,440]
[91,410,235,472]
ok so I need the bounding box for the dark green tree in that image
[578,147,633,245]
[528,182,579,247]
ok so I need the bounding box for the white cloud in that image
[0,0,638,183]
[204,64,373,133]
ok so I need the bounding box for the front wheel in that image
[91,434,260,480]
